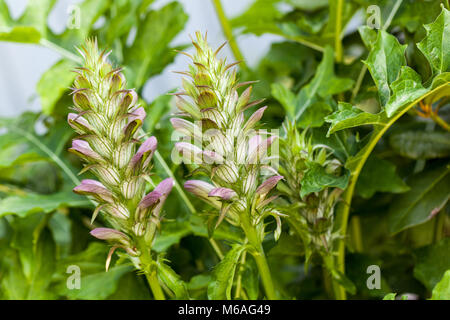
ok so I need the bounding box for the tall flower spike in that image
[172,32,281,300]
[68,39,173,284]
[276,120,347,270]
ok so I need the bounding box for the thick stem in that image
[334,0,344,63]
[240,216,277,300]
[350,216,363,252]
[146,272,166,300]
[136,237,165,300]
[252,249,277,300]
[211,0,246,68]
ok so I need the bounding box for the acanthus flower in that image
[172,32,282,300]
[68,39,174,287]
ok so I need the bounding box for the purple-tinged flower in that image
[175,142,204,164]
[243,106,267,131]
[138,190,162,209]
[67,113,93,134]
[203,150,224,164]
[256,175,283,196]
[138,178,174,217]
[170,118,196,136]
[90,228,130,243]
[184,180,216,198]
[208,187,237,200]
[123,107,146,139]
[247,135,277,164]
[129,136,157,171]
[73,179,114,203]
[69,139,103,162]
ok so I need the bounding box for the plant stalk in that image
[136,237,165,300]
[211,0,246,69]
[335,0,344,63]
[241,215,277,300]
[145,272,166,300]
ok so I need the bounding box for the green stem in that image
[241,215,277,300]
[145,272,166,300]
[154,151,195,213]
[211,0,246,68]
[234,249,247,299]
[322,254,338,299]
[431,113,450,131]
[252,249,277,300]
[272,32,325,52]
[136,237,165,300]
[333,85,446,300]
[434,210,445,243]
[350,216,363,252]
[40,39,82,64]
[335,0,344,63]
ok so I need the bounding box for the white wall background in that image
[0,0,281,117]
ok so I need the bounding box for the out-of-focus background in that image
[0,0,280,117]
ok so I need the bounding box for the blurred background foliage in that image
[0,0,449,299]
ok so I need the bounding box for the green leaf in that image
[57,0,110,47]
[325,102,387,136]
[48,212,72,258]
[152,220,192,252]
[417,7,450,75]
[37,59,76,115]
[431,269,450,300]
[24,228,57,299]
[271,83,296,119]
[297,101,332,128]
[286,0,328,11]
[187,274,212,291]
[103,0,145,45]
[295,47,354,120]
[0,0,55,43]
[388,165,450,235]
[231,0,282,35]
[383,293,397,300]
[0,134,45,168]
[390,131,450,160]
[358,26,377,50]
[143,93,173,133]
[60,265,134,300]
[363,30,407,106]
[0,191,91,218]
[107,272,151,300]
[414,238,450,291]
[356,155,409,199]
[124,2,188,89]
[268,232,304,257]
[207,244,246,300]
[156,258,189,299]
[330,269,356,295]
[300,162,350,197]
[384,67,428,117]
[242,257,259,300]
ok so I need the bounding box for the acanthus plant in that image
[171,32,283,300]
[277,120,352,296]
[67,39,174,300]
